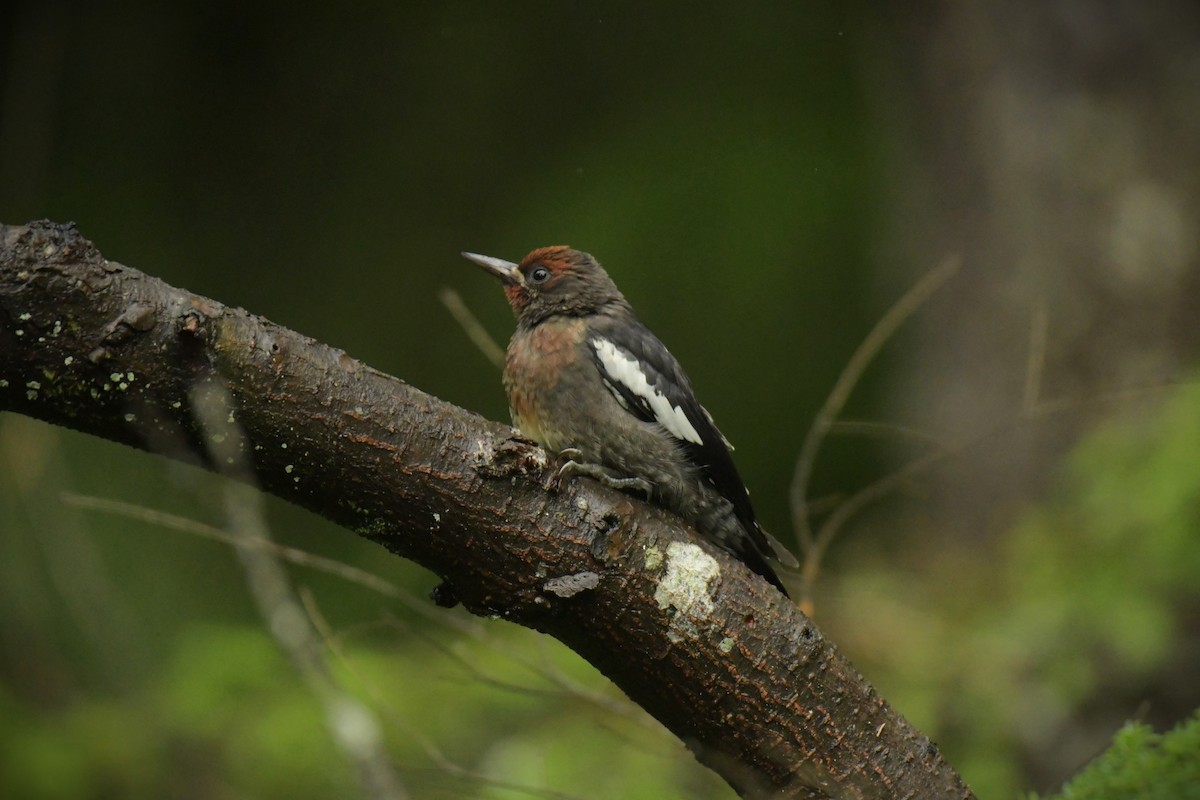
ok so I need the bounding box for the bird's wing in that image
[586,319,763,540]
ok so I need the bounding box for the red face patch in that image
[503,283,528,309]
[519,246,579,283]
[520,246,573,270]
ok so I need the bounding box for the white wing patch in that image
[592,337,704,446]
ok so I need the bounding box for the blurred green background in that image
[3,2,1198,798]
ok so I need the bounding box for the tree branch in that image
[0,220,975,800]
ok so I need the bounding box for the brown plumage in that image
[465,246,794,596]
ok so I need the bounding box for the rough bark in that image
[0,220,975,800]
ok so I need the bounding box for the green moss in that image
[1029,711,1200,800]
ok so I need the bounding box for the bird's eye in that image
[529,266,551,285]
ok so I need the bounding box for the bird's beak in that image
[462,252,522,286]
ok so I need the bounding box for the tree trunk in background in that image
[875,0,1200,788]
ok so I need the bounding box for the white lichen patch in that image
[719,637,735,654]
[654,542,720,643]
[543,571,600,598]
[643,544,663,571]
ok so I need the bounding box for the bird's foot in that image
[544,448,583,492]
[551,449,654,499]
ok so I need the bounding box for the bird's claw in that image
[557,447,585,466]
[551,449,653,499]
[543,449,581,492]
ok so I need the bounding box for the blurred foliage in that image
[3,375,1198,797]
[2,1,1198,798]
[825,379,1200,798]
[1028,711,1200,800]
[0,596,731,799]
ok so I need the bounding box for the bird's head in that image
[464,246,626,325]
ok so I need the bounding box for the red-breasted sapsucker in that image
[465,246,795,596]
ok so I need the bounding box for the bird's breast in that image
[503,318,588,450]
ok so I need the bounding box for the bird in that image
[464,246,795,596]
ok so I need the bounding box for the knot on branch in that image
[1,220,101,272]
[475,434,549,479]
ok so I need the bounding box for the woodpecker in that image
[464,246,795,596]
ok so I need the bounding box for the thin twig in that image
[828,419,953,452]
[439,286,506,369]
[59,491,621,706]
[378,611,649,724]
[1023,297,1049,415]
[190,381,411,800]
[790,256,960,554]
[1024,381,1186,418]
[796,378,1194,616]
[798,444,968,615]
[60,493,408,599]
[63,490,656,778]
[301,590,591,800]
